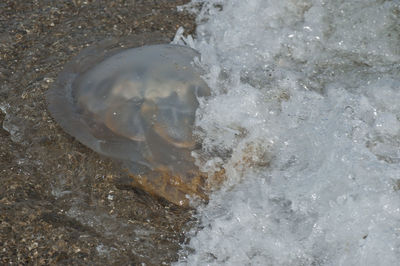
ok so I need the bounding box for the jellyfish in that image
[47,35,211,206]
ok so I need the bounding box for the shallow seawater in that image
[174,0,400,265]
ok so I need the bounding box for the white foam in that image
[175,0,400,265]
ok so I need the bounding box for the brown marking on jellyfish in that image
[152,122,196,149]
[128,168,208,206]
[127,166,228,207]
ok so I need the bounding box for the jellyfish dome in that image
[47,36,211,206]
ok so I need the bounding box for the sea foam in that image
[174,0,400,265]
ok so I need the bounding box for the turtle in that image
[46,34,213,206]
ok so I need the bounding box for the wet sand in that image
[0,1,197,264]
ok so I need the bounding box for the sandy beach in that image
[0,1,196,264]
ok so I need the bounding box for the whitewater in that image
[172,0,400,265]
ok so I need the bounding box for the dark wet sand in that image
[0,1,197,264]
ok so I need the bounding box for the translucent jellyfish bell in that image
[47,36,211,206]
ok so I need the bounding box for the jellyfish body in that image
[47,40,210,205]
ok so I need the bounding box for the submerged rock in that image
[47,37,211,206]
